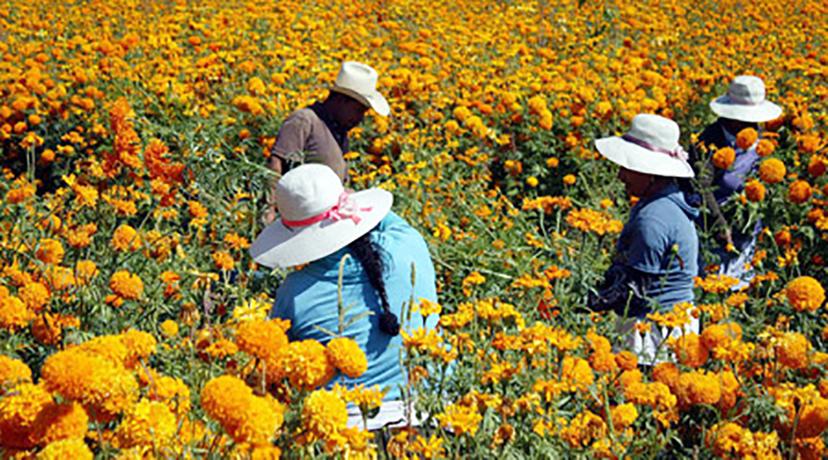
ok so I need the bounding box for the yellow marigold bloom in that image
[414,298,442,316]
[334,384,385,412]
[565,208,623,235]
[111,224,141,251]
[745,179,766,202]
[6,178,36,204]
[786,276,825,312]
[736,127,758,150]
[437,403,482,436]
[0,354,31,389]
[560,410,606,448]
[0,295,34,331]
[36,438,93,460]
[19,282,50,312]
[670,333,709,368]
[236,319,287,362]
[232,395,284,446]
[115,398,176,448]
[31,401,88,446]
[675,370,721,408]
[272,340,334,390]
[251,446,282,460]
[110,270,143,300]
[563,174,577,185]
[302,389,348,439]
[759,158,786,184]
[788,180,812,204]
[777,332,810,370]
[561,356,594,393]
[159,319,178,338]
[701,322,742,351]
[36,238,64,265]
[712,147,736,169]
[201,375,252,432]
[232,296,272,322]
[461,271,486,295]
[610,403,638,431]
[326,337,368,378]
[647,302,693,329]
[526,176,539,187]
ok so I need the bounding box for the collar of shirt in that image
[720,124,737,147]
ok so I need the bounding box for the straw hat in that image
[709,75,782,123]
[250,164,393,268]
[595,114,694,178]
[331,61,390,117]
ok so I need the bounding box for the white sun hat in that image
[595,114,694,178]
[709,75,783,123]
[250,164,393,268]
[331,61,390,117]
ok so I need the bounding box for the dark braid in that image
[347,230,400,336]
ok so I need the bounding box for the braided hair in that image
[347,230,400,336]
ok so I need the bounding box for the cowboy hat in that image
[250,164,393,268]
[595,114,694,178]
[709,75,782,123]
[331,61,390,117]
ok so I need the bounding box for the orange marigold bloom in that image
[797,398,828,439]
[111,224,141,251]
[786,276,825,312]
[121,329,157,368]
[115,398,176,448]
[0,354,32,389]
[302,389,348,440]
[212,251,235,271]
[671,333,709,368]
[0,295,33,331]
[270,340,335,390]
[718,370,740,412]
[36,239,64,265]
[30,401,89,445]
[759,158,786,184]
[788,180,812,204]
[615,351,638,371]
[74,260,98,285]
[735,128,758,150]
[110,270,143,300]
[326,337,368,379]
[755,139,775,157]
[235,319,287,362]
[675,370,721,407]
[19,282,50,312]
[652,362,679,391]
[712,147,736,170]
[745,179,766,202]
[36,438,93,460]
[610,403,638,431]
[701,322,742,351]
[777,332,810,370]
[0,382,53,449]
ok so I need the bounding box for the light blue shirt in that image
[271,211,438,400]
[615,184,699,311]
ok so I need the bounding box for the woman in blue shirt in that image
[590,114,699,364]
[250,164,438,430]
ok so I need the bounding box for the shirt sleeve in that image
[623,216,671,275]
[272,113,311,160]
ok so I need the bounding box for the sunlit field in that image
[1,0,827,458]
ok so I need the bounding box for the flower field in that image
[1,0,828,458]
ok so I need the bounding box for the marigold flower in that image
[201,375,252,433]
[0,295,34,331]
[563,174,577,185]
[302,389,348,439]
[0,382,52,448]
[735,128,758,150]
[797,398,828,439]
[786,276,825,312]
[437,403,482,436]
[31,401,88,446]
[160,319,178,338]
[777,332,810,370]
[755,139,775,157]
[759,158,786,184]
[36,438,93,460]
[36,238,64,265]
[19,282,50,312]
[745,179,766,202]
[610,403,638,431]
[675,370,721,407]
[212,250,235,271]
[110,270,143,300]
[115,398,176,448]
[121,329,157,367]
[326,337,368,379]
[652,362,679,391]
[270,340,334,390]
[0,354,32,389]
[615,351,638,371]
[236,319,287,362]
[712,147,736,169]
[111,224,141,251]
[718,370,740,412]
[788,180,812,204]
[701,322,742,351]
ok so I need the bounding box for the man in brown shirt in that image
[265,62,390,222]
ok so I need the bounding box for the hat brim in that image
[709,96,782,123]
[595,137,695,178]
[250,189,394,268]
[332,86,390,117]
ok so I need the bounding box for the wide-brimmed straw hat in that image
[595,114,694,178]
[250,164,393,268]
[709,75,782,123]
[331,61,390,117]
